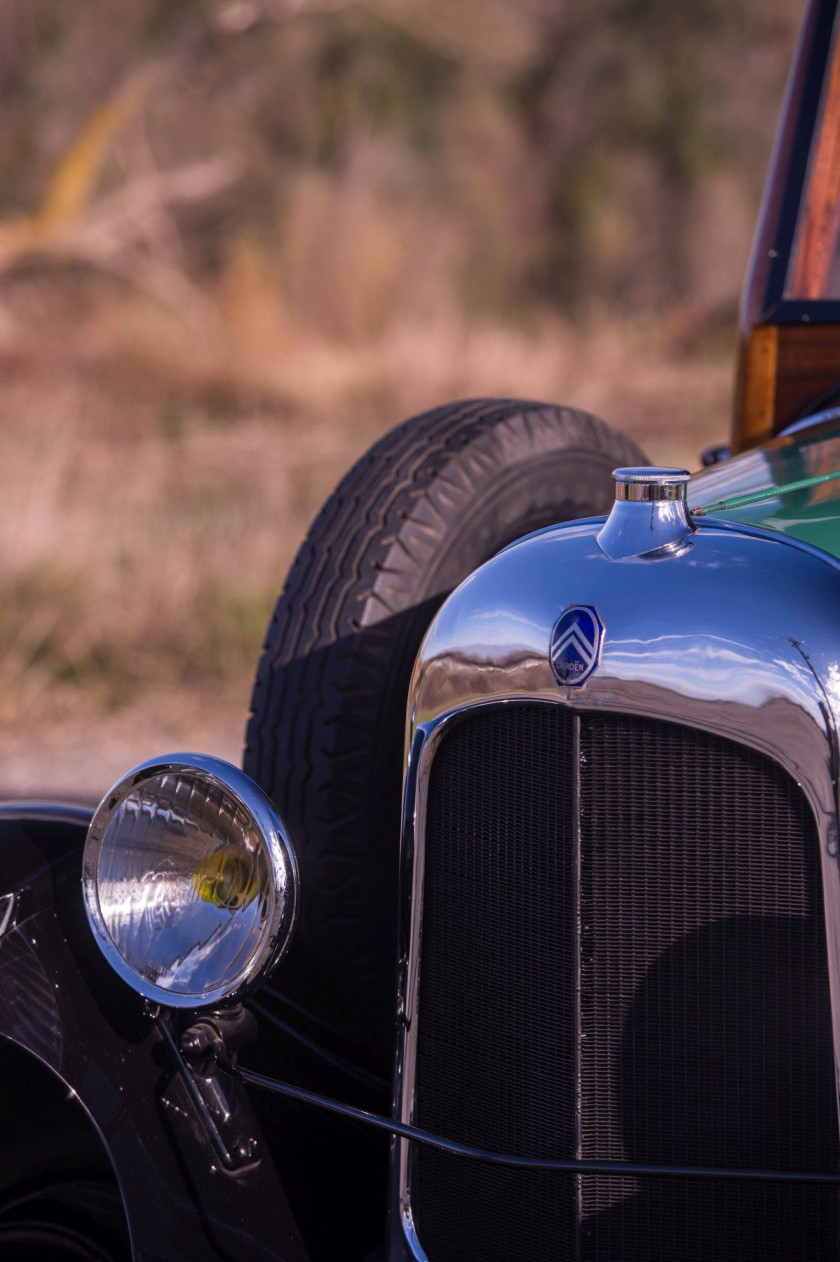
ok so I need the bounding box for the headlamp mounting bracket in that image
[154,1007,262,1173]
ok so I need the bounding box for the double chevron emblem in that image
[550,604,604,688]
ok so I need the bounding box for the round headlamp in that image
[83,754,298,1008]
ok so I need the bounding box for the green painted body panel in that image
[689,416,840,559]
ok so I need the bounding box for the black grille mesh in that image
[411,705,838,1261]
[579,713,838,1260]
[412,705,577,1261]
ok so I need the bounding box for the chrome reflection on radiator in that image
[392,514,840,1262]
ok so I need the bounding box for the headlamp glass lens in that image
[91,769,276,1000]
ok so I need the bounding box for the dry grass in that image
[0,0,790,800]
[0,295,734,800]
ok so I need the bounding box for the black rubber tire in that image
[245,398,646,1072]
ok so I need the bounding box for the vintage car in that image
[6,0,840,1259]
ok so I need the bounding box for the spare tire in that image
[245,398,646,1072]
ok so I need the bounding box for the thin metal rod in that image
[217,1052,840,1185]
[156,1015,235,1170]
[692,467,840,516]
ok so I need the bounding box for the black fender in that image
[0,804,309,1262]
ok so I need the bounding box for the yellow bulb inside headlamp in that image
[193,846,261,910]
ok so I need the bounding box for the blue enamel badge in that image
[550,605,604,688]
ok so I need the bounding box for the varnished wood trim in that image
[790,22,840,297]
[734,326,779,449]
[733,323,840,450]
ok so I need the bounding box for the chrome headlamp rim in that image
[82,752,298,1009]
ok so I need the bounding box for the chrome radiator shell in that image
[390,516,840,1260]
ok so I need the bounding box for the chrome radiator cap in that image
[597,467,694,559]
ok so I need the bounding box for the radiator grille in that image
[410,704,838,1261]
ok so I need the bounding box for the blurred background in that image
[0,0,802,797]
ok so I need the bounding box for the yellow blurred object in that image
[0,66,154,269]
[193,845,261,911]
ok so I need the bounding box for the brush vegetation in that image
[0,0,799,794]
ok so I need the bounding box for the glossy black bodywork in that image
[0,805,317,1261]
